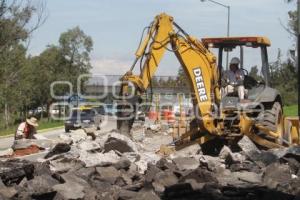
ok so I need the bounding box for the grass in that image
[0,119,64,137]
[283,105,298,117]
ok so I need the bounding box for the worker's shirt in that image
[15,122,36,139]
[224,69,244,85]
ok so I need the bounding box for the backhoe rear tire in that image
[258,102,284,144]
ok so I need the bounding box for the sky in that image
[28,0,296,76]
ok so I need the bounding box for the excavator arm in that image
[118,13,221,137]
[121,13,173,92]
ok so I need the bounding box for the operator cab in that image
[202,36,272,107]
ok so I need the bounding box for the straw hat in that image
[26,117,39,127]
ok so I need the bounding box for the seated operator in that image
[223,57,246,100]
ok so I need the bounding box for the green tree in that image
[58,26,93,91]
[269,49,297,105]
[29,26,94,120]
[0,44,29,127]
[285,0,297,37]
[28,46,65,120]
[0,0,45,128]
[176,67,190,88]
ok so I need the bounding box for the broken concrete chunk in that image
[238,135,260,156]
[83,127,97,141]
[135,152,161,174]
[219,145,245,165]
[157,145,175,156]
[44,143,71,159]
[154,171,178,187]
[49,157,84,173]
[96,166,121,184]
[216,168,245,187]
[255,151,279,167]
[122,152,140,163]
[83,127,97,134]
[77,140,101,151]
[120,172,133,186]
[118,189,138,200]
[33,162,52,176]
[280,157,300,175]
[142,135,173,152]
[232,171,262,184]
[24,174,59,196]
[0,180,17,199]
[145,164,161,183]
[0,148,14,157]
[131,190,160,200]
[152,181,165,193]
[284,146,300,162]
[0,159,34,186]
[173,157,200,171]
[156,158,176,171]
[230,161,262,174]
[130,126,145,142]
[59,134,73,145]
[53,181,85,200]
[79,150,120,167]
[199,155,224,172]
[219,145,233,160]
[180,168,218,184]
[69,129,87,143]
[263,162,292,189]
[104,132,138,153]
[184,179,205,190]
[114,158,131,170]
[75,167,96,181]
[170,144,202,159]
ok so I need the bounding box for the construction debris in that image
[0,127,299,199]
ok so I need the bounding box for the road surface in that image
[0,117,117,150]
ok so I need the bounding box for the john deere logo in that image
[193,68,208,102]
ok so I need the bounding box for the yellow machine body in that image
[119,13,299,149]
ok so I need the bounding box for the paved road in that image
[0,117,117,150]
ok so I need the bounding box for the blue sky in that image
[29,0,296,75]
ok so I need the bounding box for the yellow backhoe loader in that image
[116,13,299,150]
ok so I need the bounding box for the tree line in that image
[0,0,93,129]
[249,0,297,105]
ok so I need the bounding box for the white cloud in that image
[91,57,132,75]
[91,53,180,76]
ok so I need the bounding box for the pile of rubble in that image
[0,124,300,199]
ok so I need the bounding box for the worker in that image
[223,57,246,100]
[15,117,38,140]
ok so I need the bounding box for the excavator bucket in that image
[284,117,300,145]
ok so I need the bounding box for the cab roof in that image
[202,36,271,48]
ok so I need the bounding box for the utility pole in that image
[226,6,230,70]
[200,0,230,70]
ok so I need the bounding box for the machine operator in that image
[223,57,246,100]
